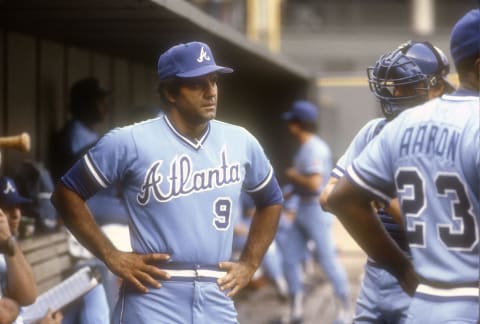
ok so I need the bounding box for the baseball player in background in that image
[327,9,479,324]
[53,77,128,318]
[51,41,283,323]
[232,192,288,300]
[281,101,350,324]
[0,177,37,324]
[320,40,455,323]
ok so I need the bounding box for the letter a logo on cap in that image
[196,46,211,63]
[3,180,15,195]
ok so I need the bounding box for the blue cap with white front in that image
[0,176,31,207]
[282,100,319,122]
[157,41,234,81]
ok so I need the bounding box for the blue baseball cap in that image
[157,41,233,81]
[450,9,480,64]
[0,177,31,207]
[282,100,319,122]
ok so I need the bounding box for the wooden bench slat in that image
[24,241,69,264]
[19,230,78,295]
[32,255,73,283]
[20,231,69,253]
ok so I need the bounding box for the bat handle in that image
[0,132,31,152]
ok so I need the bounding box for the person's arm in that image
[51,182,171,293]
[0,209,36,305]
[319,176,338,212]
[0,296,20,324]
[321,177,404,228]
[218,203,281,297]
[285,168,322,193]
[3,239,37,305]
[327,177,417,295]
[38,309,63,324]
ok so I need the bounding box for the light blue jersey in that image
[62,115,282,323]
[67,120,99,156]
[334,117,411,323]
[293,136,332,195]
[333,118,386,180]
[64,115,276,264]
[347,91,479,321]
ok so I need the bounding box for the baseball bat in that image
[0,132,31,152]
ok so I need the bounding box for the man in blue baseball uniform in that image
[327,9,480,324]
[281,100,350,324]
[320,41,454,324]
[53,77,129,316]
[51,41,283,324]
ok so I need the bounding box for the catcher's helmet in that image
[367,41,453,120]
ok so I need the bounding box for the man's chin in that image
[204,111,216,120]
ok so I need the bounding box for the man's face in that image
[95,96,110,123]
[286,120,301,137]
[393,81,428,99]
[2,205,21,236]
[173,73,218,125]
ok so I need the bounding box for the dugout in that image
[0,0,313,180]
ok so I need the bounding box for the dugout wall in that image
[0,0,313,181]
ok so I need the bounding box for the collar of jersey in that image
[163,115,210,150]
[446,87,479,98]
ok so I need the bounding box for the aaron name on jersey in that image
[399,124,460,163]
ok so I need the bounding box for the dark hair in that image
[289,118,317,133]
[69,77,108,122]
[157,78,183,109]
[455,54,479,82]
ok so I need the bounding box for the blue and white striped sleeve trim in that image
[345,164,392,204]
[244,166,273,193]
[331,165,345,179]
[245,166,283,208]
[83,153,109,189]
[61,153,110,201]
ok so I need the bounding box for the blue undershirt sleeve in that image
[249,175,283,209]
[61,157,105,201]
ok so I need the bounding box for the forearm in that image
[239,204,281,269]
[0,297,20,324]
[288,172,321,193]
[328,179,413,280]
[319,177,337,212]
[4,240,37,305]
[51,183,118,265]
[339,202,410,274]
[336,202,417,294]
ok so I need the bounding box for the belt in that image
[416,283,479,299]
[159,263,226,282]
[164,269,226,280]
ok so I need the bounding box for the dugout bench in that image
[19,229,75,294]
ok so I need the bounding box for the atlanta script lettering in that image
[137,149,241,204]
